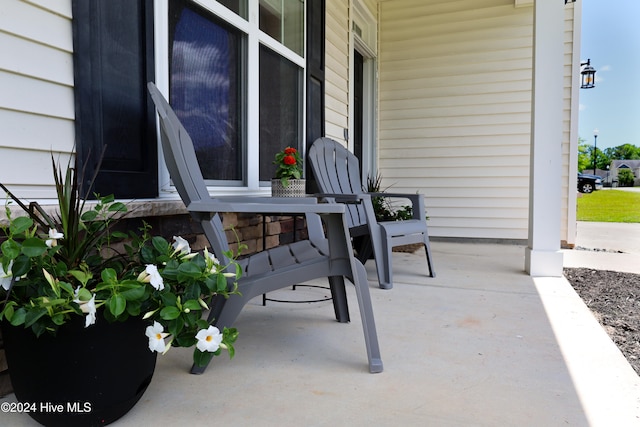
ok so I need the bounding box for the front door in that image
[354,49,364,167]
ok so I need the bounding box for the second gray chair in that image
[309,137,435,289]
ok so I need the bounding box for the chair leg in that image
[375,229,393,289]
[423,234,436,278]
[354,235,373,263]
[191,295,246,374]
[351,260,383,373]
[328,276,350,323]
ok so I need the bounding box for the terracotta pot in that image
[2,314,157,426]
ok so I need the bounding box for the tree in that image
[617,169,635,187]
[578,143,592,172]
[578,142,610,173]
[604,144,640,160]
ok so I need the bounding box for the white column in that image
[524,0,565,277]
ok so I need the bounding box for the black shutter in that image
[72,0,157,198]
[306,0,325,191]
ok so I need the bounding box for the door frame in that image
[349,0,377,184]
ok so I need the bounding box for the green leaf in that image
[51,313,65,325]
[166,318,184,337]
[101,268,118,283]
[183,299,201,311]
[184,283,200,300]
[177,262,201,281]
[58,281,75,297]
[235,263,242,279]
[24,307,47,328]
[108,202,127,213]
[225,343,235,359]
[183,310,200,327]
[224,327,239,343]
[160,306,181,320]
[217,273,228,292]
[69,269,92,286]
[11,254,31,277]
[1,302,15,321]
[196,319,209,330]
[80,210,99,221]
[9,216,33,235]
[9,308,26,326]
[160,292,177,307]
[1,239,21,259]
[152,236,169,254]
[140,245,155,264]
[31,322,46,337]
[75,287,93,301]
[121,285,146,301]
[126,300,141,316]
[108,294,126,317]
[40,298,67,308]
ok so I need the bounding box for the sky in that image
[578,0,640,151]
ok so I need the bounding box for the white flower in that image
[141,264,164,291]
[172,236,191,256]
[73,288,97,327]
[45,228,64,248]
[204,248,220,273]
[82,295,96,327]
[0,260,15,291]
[204,248,220,265]
[195,325,223,353]
[145,321,169,353]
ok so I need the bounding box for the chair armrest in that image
[367,192,420,202]
[186,199,346,215]
[367,192,426,221]
[214,196,318,205]
[313,193,371,204]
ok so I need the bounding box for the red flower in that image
[283,155,296,165]
[284,147,297,155]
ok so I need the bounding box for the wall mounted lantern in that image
[580,59,596,89]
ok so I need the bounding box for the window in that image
[169,2,244,183]
[259,45,302,181]
[167,0,305,189]
[259,0,304,56]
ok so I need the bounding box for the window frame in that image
[154,0,307,196]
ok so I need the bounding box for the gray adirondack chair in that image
[308,137,435,289]
[147,83,382,374]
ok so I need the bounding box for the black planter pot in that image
[2,314,157,427]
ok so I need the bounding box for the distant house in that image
[611,160,640,181]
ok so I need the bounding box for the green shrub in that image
[617,169,635,187]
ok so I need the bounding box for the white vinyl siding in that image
[324,1,349,143]
[378,0,534,240]
[0,0,75,199]
[562,5,578,245]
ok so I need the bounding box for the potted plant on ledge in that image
[272,146,305,197]
[0,156,241,427]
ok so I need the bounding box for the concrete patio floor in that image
[2,239,640,426]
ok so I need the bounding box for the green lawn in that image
[576,189,640,223]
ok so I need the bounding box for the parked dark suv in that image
[577,173,603,193]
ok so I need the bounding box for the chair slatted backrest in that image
[147,82,230,259]
[309,138,368,229]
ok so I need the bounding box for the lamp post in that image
[593,128,599,175]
